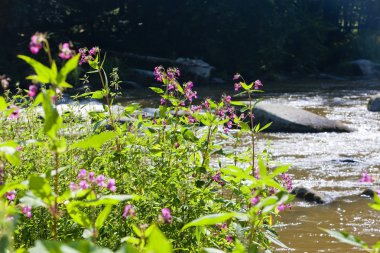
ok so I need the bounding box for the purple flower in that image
[79,180,89,190]
[28,85,38,98]
[187,115,196,123]
[160,98,166,105]
[212,172,225,186]
[153,66,165,82]
[277,203,286,212]
[251,196,260,205]
[161,208,172,224]
[359,172,374,183]
[122,204,135,219]
[107,178,116,192]
[225,96,231,103]
[377,189,380,196]
[204,100,210,110]
[227,121,233,129]
[96,175,106,187]
[281,173,293,191]
[9,105,19,120]
[254,80,263,90]
[22,206,32,218]
[59,42,74,60]
[5,190,16,202]
[88,172,95,182]
[77,169,87,179]
[233,73,240,81]
[168,83,174,90]
[226,235,233,243]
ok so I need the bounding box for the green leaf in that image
[149,87,165,94]
[58,53,80,84]
[0,141,21,166]
[264,230,290,249]
[41,91,60,137]
[0,235,9,253]
[28,175,55,206]
[71,131,118,149]
[29,240,113,253]
[182,128,198,141]
[369,192,380,211]
[18,55,51,83]
[230,101,246,106]
[95,205,113,230]
[71,195,137,207]
[321,228,369,249]
[66,203,92,229]
[0,181,27,197]
[271,165,290,177]
[239,122,250,132]
[91,90,104,99]
[182,213,236,231]
[259,122,272,132]
[0,96,7,111]
[146,225,173,253]
[115,244,139,253]
[258,156,268,178]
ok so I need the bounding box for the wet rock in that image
[351,59,380,77]
[249,102,353,133]
[175,58,214,79]
[368,94,380,112]
[361,189,375,198]
[291,186,330,204]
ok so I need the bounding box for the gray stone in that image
[368,95,380,112]
[250,102,353,133]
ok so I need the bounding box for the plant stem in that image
[248,91,255,175]
[53,152,59,240]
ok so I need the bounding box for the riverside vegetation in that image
[0,33,378,253]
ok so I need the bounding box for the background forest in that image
[1,0,380,85]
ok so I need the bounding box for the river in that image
[123,78,380,252]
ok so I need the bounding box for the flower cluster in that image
[5,190,16,203]
[29,32,46,54]
[359,172,374,183]
[212,171,225,186]
[69,169,116,192]
[233,73,263,91]
[22,206,32,218]
[78,47,99,65]
[59,43,74,60]
[281,173,293,191]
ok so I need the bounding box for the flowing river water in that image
[123,79,380,252]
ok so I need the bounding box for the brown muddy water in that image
[122,79,380,252]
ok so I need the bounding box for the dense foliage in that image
[1,0,380,82]
[0,34,294,252]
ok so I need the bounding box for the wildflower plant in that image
[0,33,294,253]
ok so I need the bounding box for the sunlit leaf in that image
[71,131,118,149]
[146,225,173,253]
[182,213,236,231]
[95,205,113,230]
[18,55,51,83]
[321,228,369,249]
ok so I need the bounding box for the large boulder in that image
[250,102,353,133]
[291,186,332,204]
[368,94,380,112]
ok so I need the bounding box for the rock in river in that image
[367,94,380,112]
[291,186,331,204]
[251,102,353,133]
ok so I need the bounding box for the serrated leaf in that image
[182,213,236,231]
[149,87,164,94]
[71,131,117,149]
[18,55,51,83]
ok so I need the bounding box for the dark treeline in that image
[1,0,380,83]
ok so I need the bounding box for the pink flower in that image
[69,182,78,191]
[107,179,116,192]
[16,146,23,151]
[59,43,74,60]
[233,73,240,81]
[0,75,10,89]
[160,98,166,105]
[5,190,16,202]
[359,172,374,183]
[28,85,38,98]
[88,172,95,182]
[234,82,242,91]
[204,100,210,110]
[161,208,172,224]
[226,235,233,243]
[254,80,263,90]
[22,206,32,218]
[225,96,231,103]
[29,33,45,54]
[9,105,19,120]
[122,204,135,219]
[277,203,286,212]
[251,196,260,205]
